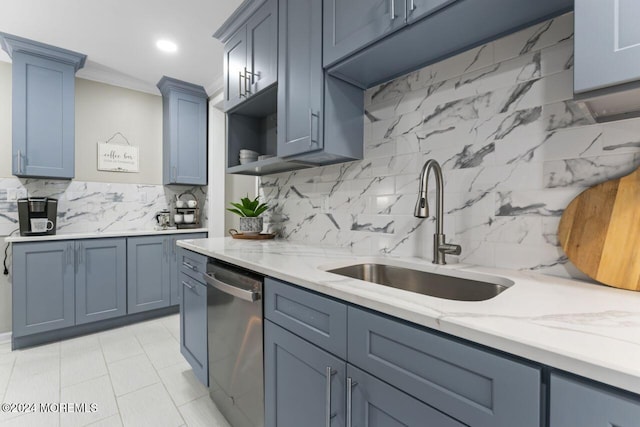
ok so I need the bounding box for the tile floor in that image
[0,315,232,427]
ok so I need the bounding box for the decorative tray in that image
[229,229,276,240]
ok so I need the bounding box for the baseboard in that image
[0,332,12,344]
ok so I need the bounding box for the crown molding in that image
[157,76,207,98]
[0,32,86,72]
[212,0,267,43]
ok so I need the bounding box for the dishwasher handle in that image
[203,272,261,302]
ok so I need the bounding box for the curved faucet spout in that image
[414,159,461,265]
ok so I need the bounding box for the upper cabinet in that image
[323,0,408,67]
[327,0,572,89]
[0,33,86,179]
[574,0,640,122]
[157,76,208,186]
[219,0,278,112]
[278,0,364,162]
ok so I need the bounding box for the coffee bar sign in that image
[97,143,139,172]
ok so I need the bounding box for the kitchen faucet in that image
[414,159,462,265]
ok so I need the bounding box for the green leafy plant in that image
[227,196,269,218]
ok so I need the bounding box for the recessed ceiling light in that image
[156,39,178,53]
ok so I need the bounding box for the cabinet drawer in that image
[348,307,541,427]
[264,278,347,359]
[179,248,207,280]
[550,373,640,427]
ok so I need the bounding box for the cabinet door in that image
[12,53,75,179]
[180,273,208,386]
[170,92,207,185]
[575,0,640,93]
[406,0,457,23]
[127,236,171,314]
[12,241,75,337]
[265,320,346,427]
[348,365,464,427]
[75,238,126,325]
[323,0,406,67]
[277,0,324,157]
[224,26,248,111]
[246,0,278,95]
[550,373,640,427]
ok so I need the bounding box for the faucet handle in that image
[439,243,462,256]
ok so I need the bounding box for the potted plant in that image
[227,196,269,235]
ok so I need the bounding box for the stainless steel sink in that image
[326,263,512,301]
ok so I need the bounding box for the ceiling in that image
[0,0,244,96]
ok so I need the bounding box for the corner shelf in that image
[226,157,311,176]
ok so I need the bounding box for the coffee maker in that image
[17,197,58,236]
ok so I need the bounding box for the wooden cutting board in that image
[558,166,640,291]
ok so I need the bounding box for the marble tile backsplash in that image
[0,178,207,236]
[259,12,640,279]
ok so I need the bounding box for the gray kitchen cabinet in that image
[223,26,247,111]
[0,33,86,179]
[264,278,543,427]
[574,0,640,121]
[278,0,364,163]
[550,373,640,427]
[12,241,75,337]
[348,365,464,427]
[323,0,407,67]
[157,76,208,186]
[127,236,171,314]
[220,0,278,112]
[180,271,208,386]
[265,320,346,427]
[348,306,541,427]
[170,233,207,306]
[75,238,127,325]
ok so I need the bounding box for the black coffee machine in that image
[17,197,58,236]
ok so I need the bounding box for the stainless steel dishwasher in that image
[203,260,264,427]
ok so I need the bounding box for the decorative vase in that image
[239,217,263,235]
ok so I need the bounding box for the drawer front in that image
[348,307,541,427]
[264,278,347,359]
[550,373,640,427]
[179,247,207,280]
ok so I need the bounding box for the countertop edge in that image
[5,228,208,243]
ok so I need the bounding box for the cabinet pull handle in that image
[390,0,397,20]
[346,377,357,427]
[239,70,246,98]
[325,367,336,427]
[183,261,196,271]
[172,166,177,182]
[79,242,84,265]
[309,110,320,147]
[410,0,416,12]
[243,67,252,96]
[172,238,177,260]
[182,280,194,290]
[17,150,22,174]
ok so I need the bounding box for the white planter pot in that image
[239,217,263,235]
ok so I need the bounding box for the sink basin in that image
[326,263,512,301]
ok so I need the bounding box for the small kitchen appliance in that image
[17,197,58,236]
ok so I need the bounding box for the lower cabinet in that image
[12,238,127,337]
[265,320,346,427]
[75,238,127,324]
[550,373,640,427]
[12,241,75,337]
[127,236,172,314]
[264,277,542,427]
[179,271,208,386]
[170,233,207,305]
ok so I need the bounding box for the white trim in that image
[0,332,12,344]
[208,93,226,238]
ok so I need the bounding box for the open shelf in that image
[226,157,312,176]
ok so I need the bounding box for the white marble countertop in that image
[177,237,640,395]
[5,228,208,243]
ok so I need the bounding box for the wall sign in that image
[97,132,139,173]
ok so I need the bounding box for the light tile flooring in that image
[0,315,232,427]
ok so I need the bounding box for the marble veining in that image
[0,178,207,237]
[258,12,640,279]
